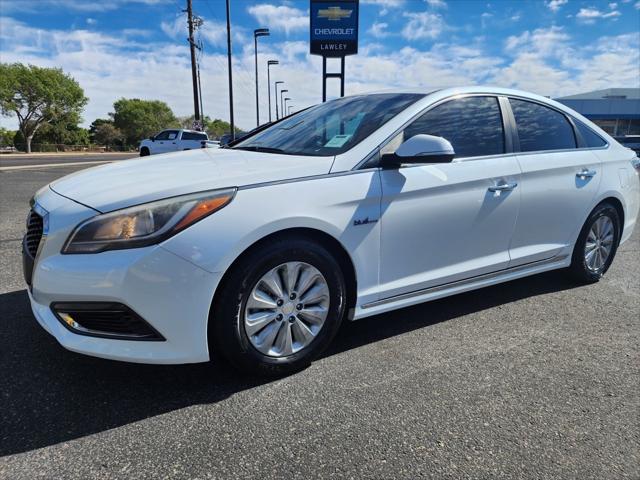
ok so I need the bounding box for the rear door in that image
[378,95,522,299]
[506,98,602,265]
[181,131,208,150]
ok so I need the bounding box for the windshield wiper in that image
[233,146,286,154]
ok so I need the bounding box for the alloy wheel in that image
[584,216,614,272]
[243,262,330,357]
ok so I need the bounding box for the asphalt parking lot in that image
[1,161,638,479]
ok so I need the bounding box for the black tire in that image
[568,202,621,283]
[210,236,347,376]
[139,147,150,157]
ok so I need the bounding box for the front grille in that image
[25,209,44,257]
[51,302,165,341]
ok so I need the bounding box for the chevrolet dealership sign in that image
[310,0,359,57]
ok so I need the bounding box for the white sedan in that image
[23,87,640,375]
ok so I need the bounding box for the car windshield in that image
[233,93,424,156]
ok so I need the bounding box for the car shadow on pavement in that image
[0,271,579,456]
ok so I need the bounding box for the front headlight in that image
[62,188,236,254]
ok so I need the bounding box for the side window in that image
[510,99,576,152]
[575,121,607,148]
[403,96,505,158]
[154,130,170,140]
[167,130,179,140]
[182,132,207,141]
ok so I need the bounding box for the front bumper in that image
[26,188,222,364]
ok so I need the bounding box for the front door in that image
[378,96,521,299]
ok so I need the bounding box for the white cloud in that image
[368,22,389,38]
[635,1,640,8]
[546,0,568,12]
[161,14,243,49]
[480,11,493,28]
[426,0,447,8]
[247,4,308,35]
[86,18,97,25]
[576,7,621,23]
[505,27,571,57]
[401,12,447,40]
[360,0,404,16]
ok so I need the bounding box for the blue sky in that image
[1,0,639,130]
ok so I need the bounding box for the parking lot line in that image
[0,160,113,171]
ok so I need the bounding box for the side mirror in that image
[149,136,155,141]
[381,134,455,168]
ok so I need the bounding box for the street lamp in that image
[280,89,288,120]
[288,105,294,115]
[284,97,291,116]
[267,60,278,123]
[253,28,270,127]
[274,81,284,120]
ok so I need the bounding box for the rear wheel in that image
[139,147,150,157]
[568,202,620,283]
[211,237,346,376]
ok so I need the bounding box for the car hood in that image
[50,148,334,212]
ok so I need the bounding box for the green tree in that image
[31,111,87,145]
[0,63,87,153]
[0,127,15,146]
[178,115,243,140]
[112,98,178,145]
[89,118,113,142]
[94,122,124,149]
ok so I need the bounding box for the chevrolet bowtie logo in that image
[318,6,353,21]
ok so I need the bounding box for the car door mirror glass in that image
[382,134,455,167]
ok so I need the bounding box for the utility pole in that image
[186,0,200,123]
[225,0,235,141]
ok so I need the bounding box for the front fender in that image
[161,171,383,305]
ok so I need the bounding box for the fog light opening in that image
[58,312,79,329]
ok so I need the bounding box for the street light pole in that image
[267,60,278,123]
[280,89,288,119]
[274,81,283,120]
[253,28,269,127]
[284,97,291,116]
[288,105,294,115]
[225,0,235,141]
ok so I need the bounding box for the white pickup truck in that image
[139,129,220,156]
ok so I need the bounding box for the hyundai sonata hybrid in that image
[23,87,640,375]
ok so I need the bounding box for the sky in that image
[0,0,639,131]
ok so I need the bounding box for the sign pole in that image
[310,0,359,102]
[340,56,345,97]
[322,57,327,102]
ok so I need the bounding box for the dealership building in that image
[555,88,640,137]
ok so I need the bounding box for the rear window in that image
[182,131,208,141]
[510,99,576,152]
[575,121,607,148]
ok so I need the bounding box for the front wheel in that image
[211,237,347,376]
[568,202,621,283]
[139,147,150,156]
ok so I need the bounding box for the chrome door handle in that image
[488,182,518,192]
[576,169,597,179]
